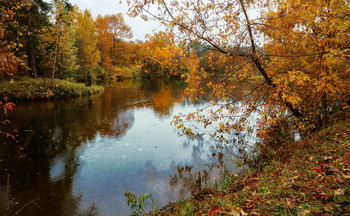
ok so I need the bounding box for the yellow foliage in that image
[142,31,196,77]
[127,0,350,143]
[75,9,101,72]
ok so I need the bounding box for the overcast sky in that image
[45,0,163,41]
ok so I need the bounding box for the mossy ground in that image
[156,120,350,215]
[0,77,104,102]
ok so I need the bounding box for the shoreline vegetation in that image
[129,119,350,215]
[0,77,104,102]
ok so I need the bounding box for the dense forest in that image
[0,0,204,83]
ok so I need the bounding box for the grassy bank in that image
[149,120,350,215]
[0,77,104,102]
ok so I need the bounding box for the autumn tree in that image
[95,14,113,77]
[21,0,51,77]
[0,0,23,139]
[38,0,78,78]
[260,0,350,131]
[145,31,184,76]
[126,0,350,145]
[106,14,133,41]
[140,31,199,77]
[95,13,133,80]
[75,9,101,81]
[0,0,28,80]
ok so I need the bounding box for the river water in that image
[0,79,229,216]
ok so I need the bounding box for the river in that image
[0,79,230,216]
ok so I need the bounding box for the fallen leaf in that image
[209,207,222,215]
[343,175,350,180]
[228,209,240,216]
[334,188,345,196]
[323,205,333,212]
[323,156,332,160]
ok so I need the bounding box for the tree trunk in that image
[27,42,37,77]
[52,27,59,78]
[239,0,303,120]
[26,5,37,78]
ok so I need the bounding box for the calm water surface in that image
[0,79,224,216]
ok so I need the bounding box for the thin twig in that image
[11,199,40,216]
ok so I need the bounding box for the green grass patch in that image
[0,77,104,102]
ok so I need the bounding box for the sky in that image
[46,0,163,41]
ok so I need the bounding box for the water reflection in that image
[0,79,221,216]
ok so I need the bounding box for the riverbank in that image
[154,120,350,215]
[0,77,104,102]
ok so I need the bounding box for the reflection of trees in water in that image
[182,136,206,161]
[0,102,99,214]
[0,92,132,215]
[137,137,225,203]
[168,164,197,199]
[0,92,136,215]
[140,160,225,203]
[141,79,187,117]
[0,78,189,215]
[137,161,197,202]
[0,146,97,216]
[153,88,173,115]
[162,135,241,201]
[98,85,136,138]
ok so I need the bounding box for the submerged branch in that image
[11,199,40,216]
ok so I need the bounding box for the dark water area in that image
[0,79,226,216]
